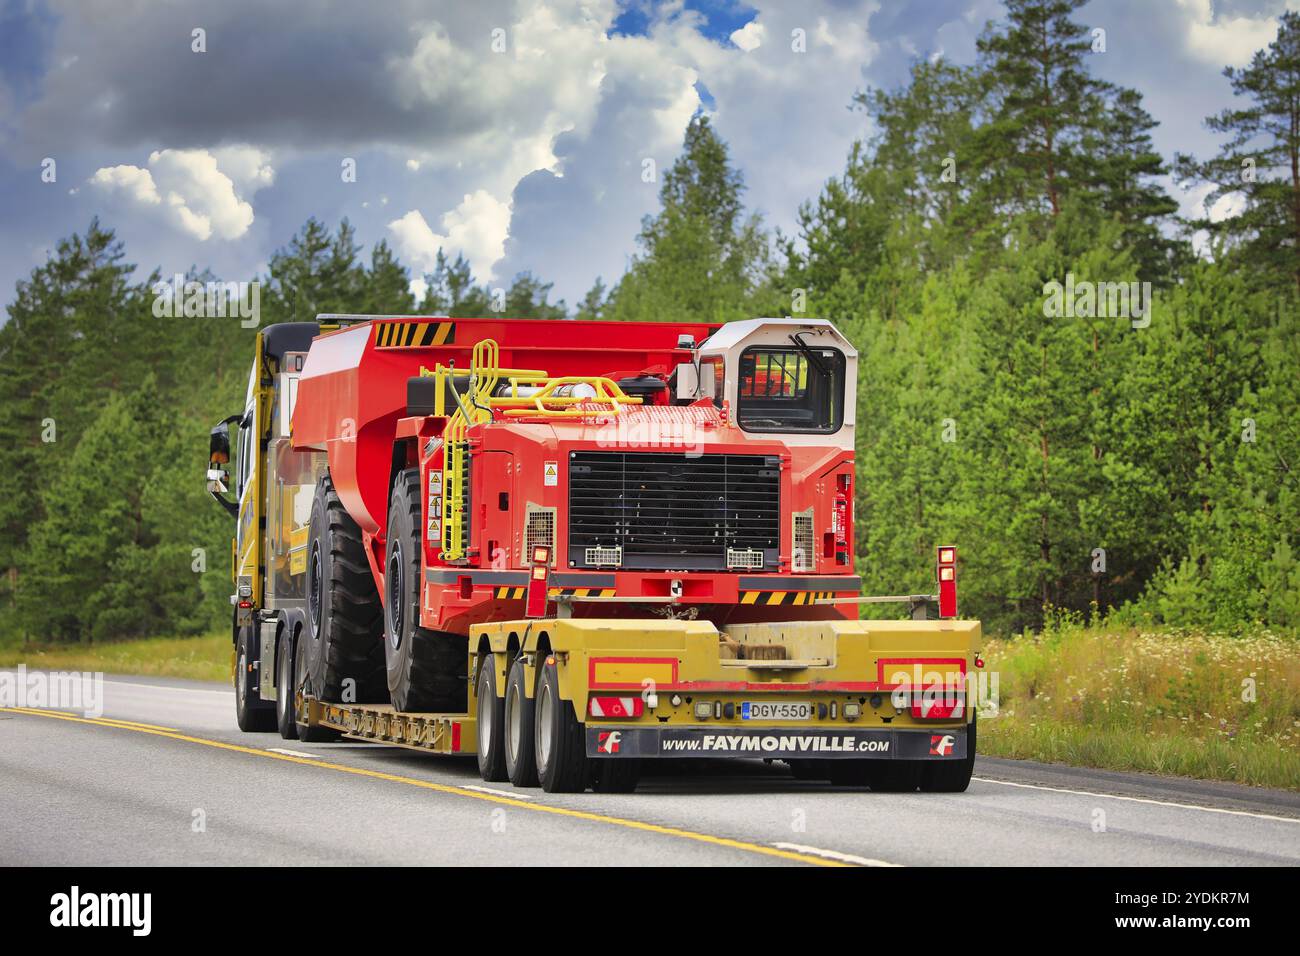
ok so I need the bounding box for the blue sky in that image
[0,0,1293,316]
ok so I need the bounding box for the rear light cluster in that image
[588,697,644,718]
[937,545,957,618]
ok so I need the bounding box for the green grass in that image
[0,633,229,683]
[979,624,1300,791]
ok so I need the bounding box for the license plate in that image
[741,701,812,720]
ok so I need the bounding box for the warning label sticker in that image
[543,461,558,486]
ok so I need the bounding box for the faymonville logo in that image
[50,886,151,936]
[1042,272,1152,329]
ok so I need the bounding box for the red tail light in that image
[937,545,957,618]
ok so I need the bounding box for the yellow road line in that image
[3,706,848,867]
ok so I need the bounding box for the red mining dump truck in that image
[207,315,981,793]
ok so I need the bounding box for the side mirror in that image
[207,417,239,518]
[209,421,231,465]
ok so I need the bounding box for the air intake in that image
[568,451,780,571]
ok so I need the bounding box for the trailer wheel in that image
[920,716,976,793]
[475,655,508,782]
[295,627,340,743]
[306,474,385,703]
[275,629,298,740]
[385,469,466,713]
[534,657,589,793]
[235,625,275,732]
[868,760,923,793]
[504,657,539,788]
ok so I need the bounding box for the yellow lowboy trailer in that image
[296,615,981,791]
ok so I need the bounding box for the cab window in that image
[737,346,844,433]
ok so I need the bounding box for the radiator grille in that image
[568,451,780,571]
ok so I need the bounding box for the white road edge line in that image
[972,776,1300,824]
[772,843,901,867]
[464,785,533,801]
[268,748,316,759]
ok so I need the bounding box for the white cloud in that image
[87,147,272,241]
[388,190,512,280]
[1174,0,1278,67]
[731,21,765,52]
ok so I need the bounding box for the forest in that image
[1,0,1296,643]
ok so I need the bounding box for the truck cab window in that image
[736,346,844,433]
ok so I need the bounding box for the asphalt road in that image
[2,671,1298,867]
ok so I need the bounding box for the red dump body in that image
[292,315,860,635]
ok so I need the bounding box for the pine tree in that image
[1176,11,1300,292]
[605,114,772,324]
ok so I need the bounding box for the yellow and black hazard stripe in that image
[374,320,455,348]
[739,590,835,606]
[492,586,618,600]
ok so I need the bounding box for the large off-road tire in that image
[234,624,275,732]
[384,469,466,713]
[504,657,539,788]
[275,628,298,740]
[306,474,385,703]
[475,656,508,782]
[534,657,589,793]
[294,629,339,743]
[920,716,976,793]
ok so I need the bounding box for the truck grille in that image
[568,452,780,571]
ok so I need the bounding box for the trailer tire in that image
[920,716,976,793]
[295,626,340,743]
[275,629,298,740]
[504,657,539,788]
[234,625,275,732]
[534,657,589,793]
[868,760,923,793]
[384,469,466,713]
[307,474,385,703]
[475,656,508,782]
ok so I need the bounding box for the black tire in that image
[920,716,976,793]
[535,657,589,793]
[504,657,538,788]
[306,474,385,703]
[868,760,923,793]
[294,625,340,743]
[591,759,640,794]
[235,625,275,732]
[384,469,466,713]
[275,628,298,740]
[475,655,508,782]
